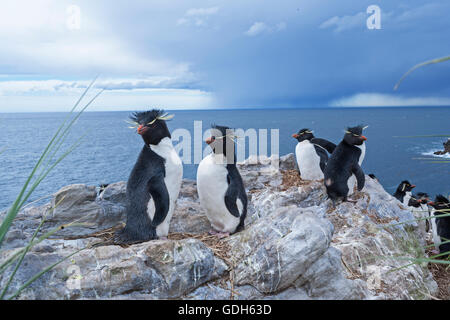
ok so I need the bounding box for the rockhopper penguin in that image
[292,129,336,180]
[114,110,183,244]
[428,195,450,256]
[197,125,247,237]
[323,125,367,204]
[408,192,431,239]
[393,180,416,206]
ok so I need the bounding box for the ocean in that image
[1,107,449,211]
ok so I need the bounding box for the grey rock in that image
[0,153,438,300]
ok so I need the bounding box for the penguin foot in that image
[215,232,230,239]
[345,198,358,203]
[209,229,230,238]
[113,228,156,245]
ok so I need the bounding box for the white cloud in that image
[0,1,191,78]
[0,85,214,112]
[244,21,287,37]
[245,22,268,36]
[177,6,219,27]
[185,7,219,16]
[0,76,200,96]
[319,12,366,33]
[330,93,450,107]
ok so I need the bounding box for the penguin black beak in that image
[292,134,299,139]
[360,135,367,141]
[206,137,214,145]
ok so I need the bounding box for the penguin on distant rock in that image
[323,125,367,204]
[114,109,183,244]
[393,180,416,206]
[292,128,336,180]
[428,195,450,256]
[197,125,247,238]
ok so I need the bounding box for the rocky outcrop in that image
[434,138,450,155]
[0,154,438,300]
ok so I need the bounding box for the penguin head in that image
[129,109,172,145]
[292,129,314,142]
[396,180,416,194]
[409,192,429,207]
[428,195,450,212]
[343,125,367,146]
[408,197,422,208]
[416,192,430,204]
[206,125,236,158]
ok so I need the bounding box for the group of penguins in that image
[114,109,449,258]
[392,181,450,256]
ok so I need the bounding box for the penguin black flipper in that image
[115,188,154,244]
[313,145,329,173]
[311,138,336,154]
[148,173,170,227]
[352,164,365,191]
[224,165,248,231]
[224,167,242,218]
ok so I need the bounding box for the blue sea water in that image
[1,107,449,211]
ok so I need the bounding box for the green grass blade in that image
[0,195,67,299]
[0,220,88,275]
[38,89,104,177]
[0,77,99,248]
[393,134,450,138]
[7,247,87,300]
[394,55,450,90]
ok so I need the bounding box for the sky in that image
[0,0,449,112]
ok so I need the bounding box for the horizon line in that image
[1,105,450,114]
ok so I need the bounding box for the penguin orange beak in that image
[428,201,434,206]
[411,185,416,188]
[137,125,147,135]
[292,134,299,139]
[360,135,367,141]
[206,137,214,145]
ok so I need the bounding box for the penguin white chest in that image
[430,209,442,251]
[348,142,366,195]
[402,192,412,207]
[295,141,323,180]
[147,138,183,237]
[197,154,241,233]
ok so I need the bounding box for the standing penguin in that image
[114,109,183,244]
[408,192,431,239]
[197,125,247,237]
[291,129,336,180]
[323,125,367,203]
[428,195,450,256]
[346,127,367,195]
[393,180,416,206]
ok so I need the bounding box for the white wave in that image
[421,150,450,159]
